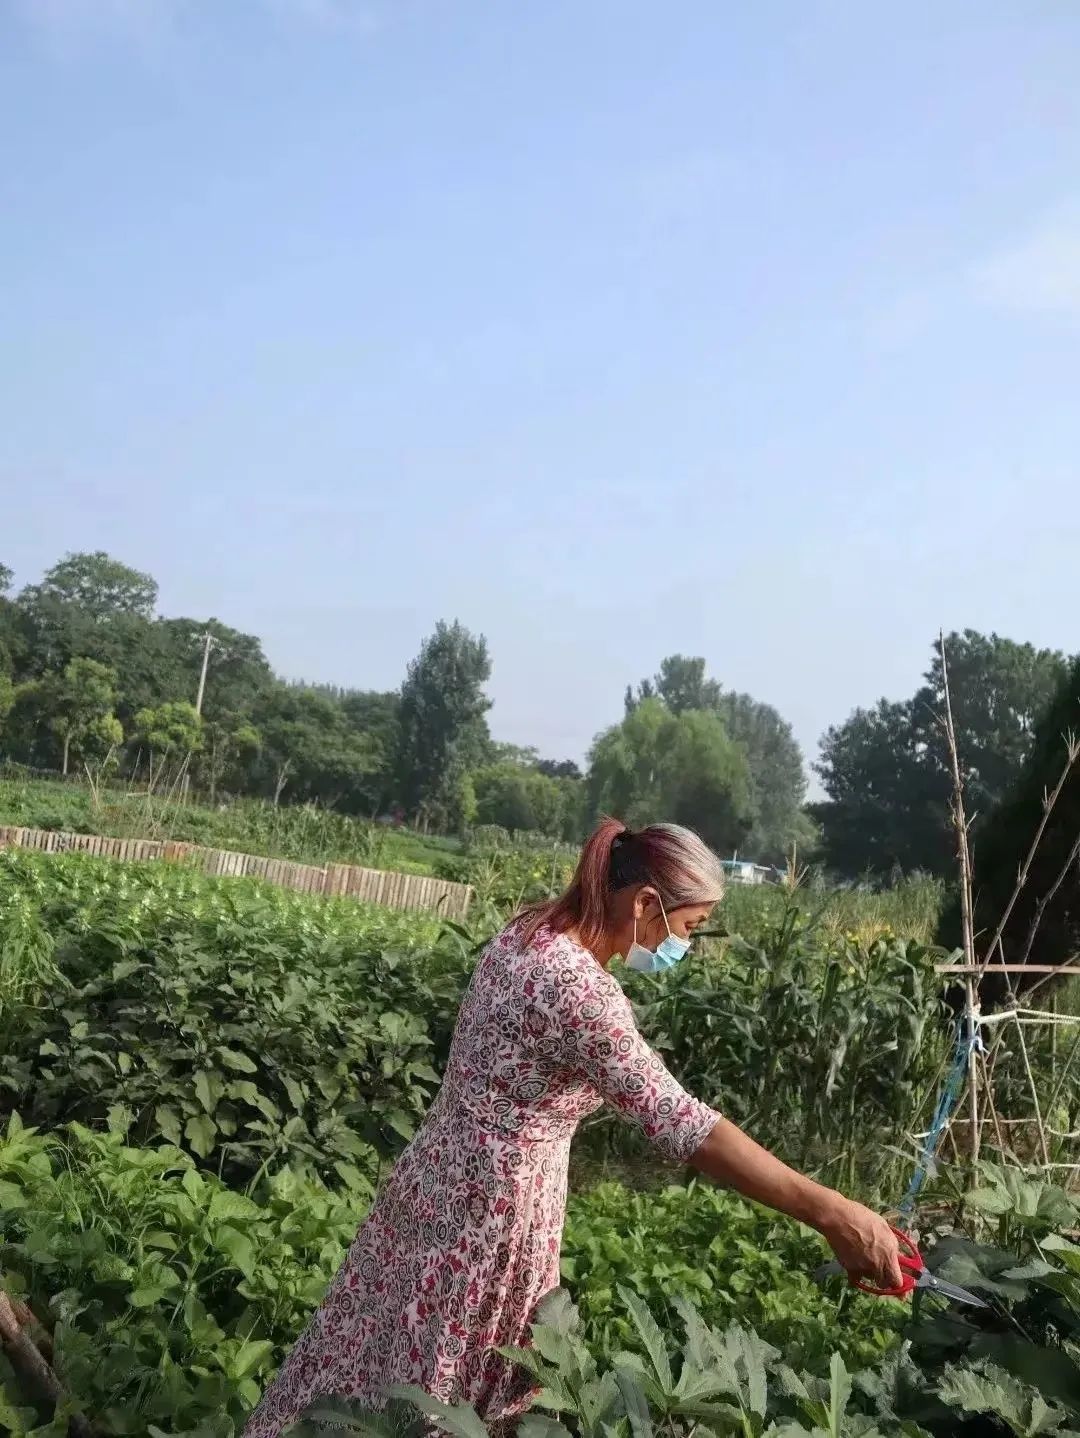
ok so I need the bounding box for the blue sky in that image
[2,1,1079,777]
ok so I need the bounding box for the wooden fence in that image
[0,826,474,920]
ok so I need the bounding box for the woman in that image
[244,819,902,1436]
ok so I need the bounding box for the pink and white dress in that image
[243,919,720,1436]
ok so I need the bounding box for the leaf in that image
[227,1080,280,1119]
[1002,1259,1058,1281]
[497,1346,548,1384]
[388,1386,489,1438]
[333,1161,374,1196]
[142,1228,179,1253]
[0,1381,35,1431]
[0,1178,28,1210]
[229,1338,276,1380]
[533,1288,581,1337]
[106,1103,132,1137]
[184,1113,218,1158]
[937,1362,1034,1434]
[827,1353,852,1437]
[214,1223,256,1279]
[617,1284,673,1393]
[966,1186,1014,1217]
[154,1104,183,1146]
[384,1109,415,1141]
[218,1047,258,1073]
[613,1367,655,1438]
[208,1189,260,1224]
[128,1285,167,1308]
[517,1418,574,1438]
[194,1068,217,1114]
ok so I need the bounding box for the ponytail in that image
[517,816,725,950]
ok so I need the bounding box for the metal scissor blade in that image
[914,1271,989,1309]
[814,1260,844,1283]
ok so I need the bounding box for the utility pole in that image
[183,629,215,803]
[194,630,215,716]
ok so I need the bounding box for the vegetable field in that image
[2,849,1080,1437]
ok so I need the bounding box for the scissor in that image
[814,1226,989,1309]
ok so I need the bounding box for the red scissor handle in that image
[853,1227,923,1299]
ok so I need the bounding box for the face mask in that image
[624,898,691,973]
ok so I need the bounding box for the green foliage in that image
[0,851,454,1181]
[395,620,492,831]
[22,552,158,621]
[939,656,1080,977]
[816,631,1070,880]
[472,762,584,842]
[814,700,947,880]
[0,836,1075,1438]
[247,686,381,809]
[561,1183,901,1372]
[588,698,754,854]
[293,1194,1080,1438]
[0,1114,362,1434]
[28,659,123,777]
[0,673,14,741]
[713,690,812,863]
[131,701,203,764]
[625,656,810,862]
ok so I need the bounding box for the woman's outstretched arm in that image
[690,1117,903,1289]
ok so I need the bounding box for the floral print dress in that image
[243,920,720,1437]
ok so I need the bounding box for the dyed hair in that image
[519,816,726,950]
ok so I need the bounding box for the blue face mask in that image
[624,898,691,973]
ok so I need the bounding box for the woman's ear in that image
[633,886,660,921]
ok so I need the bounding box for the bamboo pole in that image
[938,633,981,1167]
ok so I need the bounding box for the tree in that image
[473,762,580,838]
[0,670,13,746]
[395,621,492,831]
[338,690,401,813]
[0,564,20,693]
[714,691,808,862]
[913,630,1068,820]
[588,698,753,853]
[939,657,1080,982]
[815,632,1070,879]
[40,658,123,775]
[250,686,379,809]
[20,658,123,776]
[199,716,261,804]
[814,699,949,878]
[131,702,203,780]
[26,551,157,619]
[536,758,582,781]
[490,742,541,768]
[14,553,159,684]
[626,655,722,717]
[0,593,12,735]
[659,708,755,852]
[626,656,807,860]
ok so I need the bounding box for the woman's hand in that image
[819,1196,904,1289]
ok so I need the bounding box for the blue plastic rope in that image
[897,1022,982,1222]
